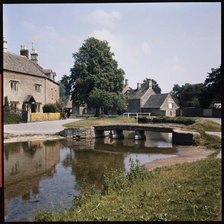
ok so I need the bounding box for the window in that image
[10,102,18,112]
[35,84,41,92]
[168,102,173,109]
[10,81,18,91]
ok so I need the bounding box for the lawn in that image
[64,116,137,128]
[35,157,221,221]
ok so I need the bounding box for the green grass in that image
[35,158,221,221]
[183,119,221,132]
[182,119,221,149]
[63,116,137,128]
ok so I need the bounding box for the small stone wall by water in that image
[59,127,96,139]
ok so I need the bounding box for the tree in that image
[171,83,205,107]
[142,78,161,94]
[200,66,221,108]
[59,74,70,101]
[4,96,10,112]
[69,37,125,116]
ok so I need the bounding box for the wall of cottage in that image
[140,89,155,107]
[141,108,166,116]
[45,78,60,104]
[127,99,141,113]
[4,71,46,111]
[4,71,59,112]
[160,95,179,117]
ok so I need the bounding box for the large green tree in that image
[200,66,221,108]
[59,74,70,101]
[171,83,206,107]
[70,37,126,116]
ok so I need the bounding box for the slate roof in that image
[128,82,151,99]
[142,93,169,108]
[3,52,46,78]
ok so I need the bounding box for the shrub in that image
[4,112,21,124]
[138,116,196,125]
[43,103,60,113]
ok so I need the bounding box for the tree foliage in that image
[171,83,206,107]
[200,66,221,108]
[59,74,70,101]
[43,103,60,113]
[143,78,161,94]
[69,37,126,116]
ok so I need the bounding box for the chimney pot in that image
[3,37,7,52]
[20,45,29,58]
[148,79,152,89]
[30,48,38,64]
[125,79,128,86]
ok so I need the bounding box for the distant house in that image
[3,39,59,113]
[66,78,179,117]
[126,79,179,117]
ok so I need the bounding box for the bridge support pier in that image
[95,130,105,138]
[134,130,146,140]
[111,130,124,139]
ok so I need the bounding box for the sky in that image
[3,2,221,93]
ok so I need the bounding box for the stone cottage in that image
[3,40,59,113]
[126,79,179,117]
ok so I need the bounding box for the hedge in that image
[138,116,196,125]
[4,112,21,124]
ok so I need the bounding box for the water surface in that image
[4,131,177,221]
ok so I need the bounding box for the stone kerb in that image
[172,129,200,145]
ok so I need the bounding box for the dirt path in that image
[144,146,217,171]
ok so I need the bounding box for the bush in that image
[138,116,196,125]
[43,103,60,113]
[4,112,21,124]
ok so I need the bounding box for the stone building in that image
[126,79,179,117]
[3,40,59,113]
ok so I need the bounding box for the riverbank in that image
[35,155,221,221]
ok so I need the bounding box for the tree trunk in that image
[95,107,100,117]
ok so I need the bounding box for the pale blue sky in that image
[3,3,221,93]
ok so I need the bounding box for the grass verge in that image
[182,119,221,149]
[35,158,221,221]
[63,116,137,128]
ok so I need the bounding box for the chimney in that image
[20,45,29,58]
[30,48,38,64]
[125,79,128,86]
[137,83,141,90]
[148,79,152,89]
[3,37,7,52]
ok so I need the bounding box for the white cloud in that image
[88,9,122,28]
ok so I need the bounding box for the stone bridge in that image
[60,123,201,145]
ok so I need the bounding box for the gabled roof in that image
[3,52,46,78]
[128,82,152,100]
[142,93,169,108]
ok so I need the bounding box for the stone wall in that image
[4,71,59,112]
[160,94,179,117]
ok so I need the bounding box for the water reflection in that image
[4,131,176,221]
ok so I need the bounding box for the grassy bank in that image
[64,116,137,128]
[183,119,221,149]
[35,157,221,221]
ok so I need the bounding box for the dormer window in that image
[35,84,41,92]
